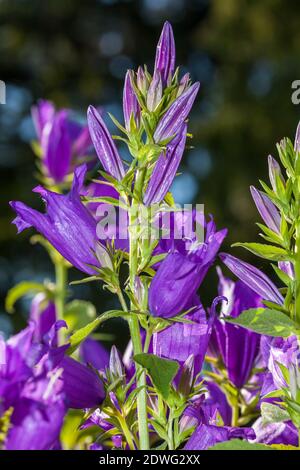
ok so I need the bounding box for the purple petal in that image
[31,100,55,140]
[153,82,200,143]
[144,123,187,205]
[60,357,105,409]
[10,165,100,275]
[154,21,176,84]
[220,253,284,305]
[87,105,125,181]
[80,337,110,371]
[41,110,72,183]
[250,186,281,234]
[123,71,140,130]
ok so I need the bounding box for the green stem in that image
[54,258,67,344]
[231,401,239,427]
[167,411,174,450]
[118,415,136,450]
[295,221,300,324]
[127,168,149,450]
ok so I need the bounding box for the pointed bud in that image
[154,21,176,84]
[109,345,124,379]
[87,105,125,181]
[146,71,163,112]
[95,242,113,270]
[250,186,281,234]
[178,354,195,397]
[137,66,148,95]
[144,123,187,205]
[268,155,284,191]
[220,253,284,305]
[295,121,300,152]
[154,82,200,143]
[177,73,190,97]
[123,70,140,131]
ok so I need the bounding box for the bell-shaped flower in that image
[10,165,101,275]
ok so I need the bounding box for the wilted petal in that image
[144,123,187,205]
[153,82,200,143]
[219,253,283,305]
[87,105,125,181]
[250,186,281,234]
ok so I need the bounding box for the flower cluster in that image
[2,21,300,451]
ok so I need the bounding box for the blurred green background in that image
[1,0,300,346]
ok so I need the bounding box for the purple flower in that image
[153,82,200,143]
[87,105,125,181]
[149,218,227,318]
[250,186,281,234]
[154,21,176,84]
[123,70,140,130]
[29,293,56,343]
[32,100,92,184]
[10,165,101,275]
[153,296,220,374]
[268,155,285,191]
[144,123,187,205]
[80,337,110,371]
[220,253,284,305]
[252,418,298,446]
[184,424,255,450]
[210,270,262,388]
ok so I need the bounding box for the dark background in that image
[1,0,300,346]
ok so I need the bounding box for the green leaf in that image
[261,402,290,425]
[209,439,274,451]
[133,353,179,399]
[5,281,45,313]
[225,308,299,337]
[232,242,288,261]
[68,310,127,355]
[64,300,96,332]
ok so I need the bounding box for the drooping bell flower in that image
[154,21,176,85]
[144,123,187,206]
[87,105,125,181]
[250,186,281,234]
[31,100,92,184]
[123,70,140,130]
[153,82,200,143]
[149,218,227,318]
[182,395,255,450]
[10,165,101,275]
[153,295,221,374]
[219,253,284,305]
[209,270,262,389]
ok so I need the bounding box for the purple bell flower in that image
[210,270,262,389]
[87,105,125,181]
[220,253,284,305]
[10,165,101,275]
[154,21,176,85]
[32,100,92,184]
[149,218,227,318]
